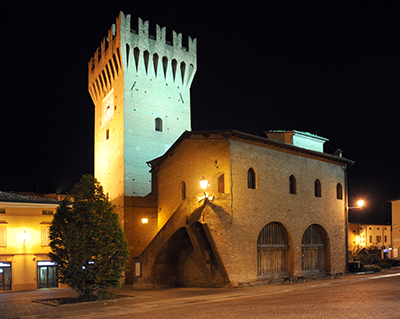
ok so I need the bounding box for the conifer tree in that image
[49,174,128,298]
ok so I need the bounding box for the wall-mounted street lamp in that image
[141,218,149,224]
[346,199,365,271]
[198,177,214,203]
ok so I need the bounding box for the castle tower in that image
[88,12,196,201]
[88,14,196,276]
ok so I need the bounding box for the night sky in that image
[2,2,399,220]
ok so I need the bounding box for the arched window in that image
[336,183,343,200]
[302,224,328,275]
[247,168,256,189]
[155,117,163,132]
[314,179,321,197]
[181,182,186,200]
[289,175,297,194]
[257,223,289,280]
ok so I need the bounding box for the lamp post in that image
[346,199,365,272]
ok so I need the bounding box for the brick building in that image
[89,12,353,287]
[132,130,353,287]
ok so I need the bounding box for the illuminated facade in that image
[89,13,353,287]
[348,222,392,258]
[89,12,196,281]
[133,130,353,287]
[0,192,59,291]
[390,197,400,259]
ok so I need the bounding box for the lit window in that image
[41,227,50,246]
[336,183,343,200]
[0,226,6,247]
[155,117,163,132]
[247,168,256,189]
[289,175,297,194]
[42,210,54,215]
[314,179,321,197]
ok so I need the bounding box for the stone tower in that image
[88,12,196,199]
[88,13,196,277]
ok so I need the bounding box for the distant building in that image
[390,196,400,259]
[89,12,353,287]
[0,192,59,291]
[348,222,391,258]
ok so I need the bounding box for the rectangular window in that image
[385,235,387,243]
[42,210,54,215]
[369,236,372,243]
[218,174,224,193]
[376,236,381,243]
[0,208,5,214]
[41,227,50,246]
[0,226,6,247]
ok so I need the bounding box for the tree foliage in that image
[49,174,129,297]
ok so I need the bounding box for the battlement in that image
[89,12,197,102]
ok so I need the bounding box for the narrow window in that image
[155,118,163,132]
[134,47,140,72]
[247,168,256,189]
[385,235,387,243]
[162,56,168,79]
[369,235,372,243]
[218,174,224,193]
[106,129,110,140]
[376,236,381,243]
[289,175,297,194]
[171,59,177,81]
[314,179,321,197]
[0,226,6,247]
[143,50,150,74]
[153,53,159,76]
[181,182,186,200]
[336,183,343,200]
[41,227,50,246]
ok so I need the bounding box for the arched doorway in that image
[302,224,328,275]
[257,222,289,280]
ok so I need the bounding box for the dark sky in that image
[2,2,399,219]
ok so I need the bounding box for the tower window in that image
[155,118,163,132]
[314,179,321,197]
[336,183,343,200]
[247,168,256,189]
[289,175,297,194]
[181,182,186,200]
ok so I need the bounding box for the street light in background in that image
[346,199,365,272]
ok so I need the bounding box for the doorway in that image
[37,261,58,288]
[0,262,12,290]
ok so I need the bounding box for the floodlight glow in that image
[199,178,208,190]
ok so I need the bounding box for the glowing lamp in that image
[357,200,364,207]
[199,178,208,190]
[141,218,148,224]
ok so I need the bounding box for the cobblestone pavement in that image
[1,268,399,318]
